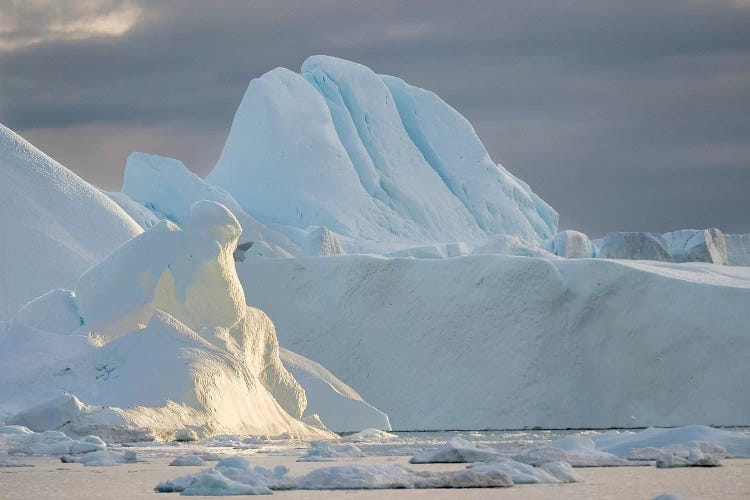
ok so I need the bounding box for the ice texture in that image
[295,463,514,489]
[0,201,351,440]
[207,56,556,249]
[121,152,296,257]
[241,255,750,430]
[410,436,503,463]
[663,228,727,264]
[296,441,366,462]
[280,348,391,433]
[0,123,142,319]
[548,230,595,259]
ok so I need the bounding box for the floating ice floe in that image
[343,428,398,443]
[156,457,294,495]
[514,436,632,467]
[591,425,750,459]
[296,441,366,462]
[295,463,514,490]
[60,449,138,467]
[0,429,105,456]
[410,436,503,463]
[467,460,580,484]
[170,455,206,466]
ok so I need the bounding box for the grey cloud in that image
[0,0,748,234]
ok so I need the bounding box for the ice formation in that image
[591,425,750,458]
[157,458,519,493]
[119,152,296,257]
[0,123,142,319]
[547,230,595,259]
[296,441,366,462]
[1,199,389,440]
[279,348,391,432]
[410,436,503,463]
[515,436,632,467]
[206,55,556,249]
[170,455,206,466]
[241,254,750,430]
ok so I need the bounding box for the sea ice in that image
[170,455,206,466]
[410,436,503,463]
[296,441,366,462]
[60,449,137,467]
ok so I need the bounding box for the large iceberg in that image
[240,254,750,430]
[0,124,142,319]
[206,55,556,250]
[0,199,387,439]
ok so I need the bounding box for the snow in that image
[297,441,366,462]
[0,123,142,320]
[410,436,503,463]
[107,191,160,229]
[240,254,750,430]
[207,56,555,251]
[279,348,391,433]
[170,455,206,466]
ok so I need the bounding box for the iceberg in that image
[240,254,750,430]
[0,124,142,319]
[206,56,556,250]
[1,200,382,440]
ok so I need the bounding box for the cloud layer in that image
[1,0,749,235]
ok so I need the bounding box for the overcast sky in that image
[1,0,749,236]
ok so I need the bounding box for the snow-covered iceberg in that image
[0,124,142,319]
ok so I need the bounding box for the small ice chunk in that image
[515,436,632,467]
[170,455,206,466]
[297,441,366,462]
[467,460,561,484]
[344,428,398,443]
[295,463,513,489]
[410,436,503,463]
[61,449,137,467]
[174,428,199,442]
[540,461,581,483]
